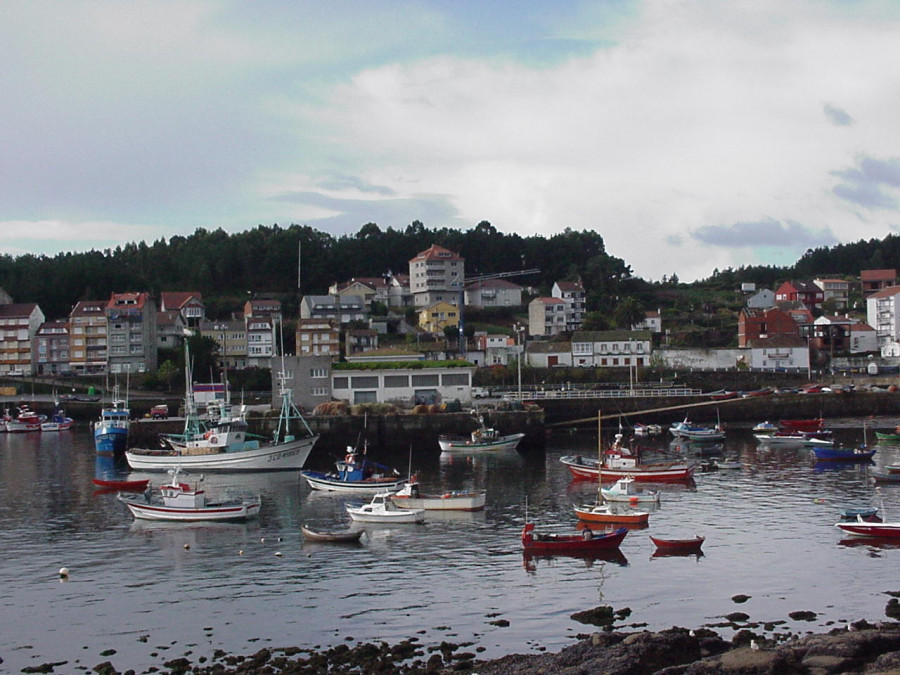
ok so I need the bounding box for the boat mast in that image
[598,410,604,504]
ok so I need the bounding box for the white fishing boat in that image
[345,492,425,523]
[600,476,660,503]
[438,414,524,452]
[117,468,260,522]
[126,345,318,471]
[390,480,486,511]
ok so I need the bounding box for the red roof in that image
[410,244,463,263]
[861,269,896,281]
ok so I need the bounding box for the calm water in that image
[2,423,900,672]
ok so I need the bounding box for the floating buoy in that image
[260,537,265,543]
[274,551,283,557]
[183,544,190,550]
[238,550,244,556]
[58,567,69,579]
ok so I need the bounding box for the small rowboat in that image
[875,432,900,442]
[650,535,705,553]
[301,524,364,543]
[92,477,150,491]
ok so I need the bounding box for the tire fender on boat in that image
[210,436,218,444]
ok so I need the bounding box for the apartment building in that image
[69,300,108,375]
[106,292,158,374]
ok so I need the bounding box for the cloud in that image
[823,103,853,127]
[691,218,838,249]
[832,157,900,210]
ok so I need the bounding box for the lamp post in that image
[514,323,525,399]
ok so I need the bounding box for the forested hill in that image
[0,221,633,320]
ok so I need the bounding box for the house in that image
[332,357,475,406]
[33,320,69,376]
[300,295,369,325]
[552,280,586,331]
[106,292,157,374]
[861,269,897,296]
[866,285,900,348]
[746,335,809,372]
[295,318,340,359]
[275,354,334,412]
[813,278,850,309]
[775,301,814,326]
[811,315,864,354]
[774,280,823,308]
[156,310,187,350]
[849,322,878,354]
[746,289,775,309]
[0,303,45,375]
[528,297,567,337]
[471,332,515,366]
[738,308,799,348]
[244,297,282,324]
[409,244,465,308]
[386,272,413,308]
[200,319,248,370]
[159,292,205,327]
[418,301,459,335]
[525,340,573,368]
[464,279,523,308]
[346,328,378,355]
[632,309,662,333]
[328,277,387,305]
[68,300,108,375]
[570,330,652,368]
[246,315,276,366]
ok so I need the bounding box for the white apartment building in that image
[409,244,465,308]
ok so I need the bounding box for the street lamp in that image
[514,323,525,398]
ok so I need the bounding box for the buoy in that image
[239,550,244,555]
[260,537,265,543]
[630,496,639,505]
[274,551,283,557]
[58,567,69,579]
[183,543,190,550]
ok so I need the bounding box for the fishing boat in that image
[41,408,73,432]
[6,405,47,433]
[870,471,900,484]
[561,433,697,483]
[345,491,425,523]
[600,476,660,503]
[835,516,900,538]
[837,506,879,520]
[301,525,364,543]
[650,535,705,553]
[669,416,725,441]
[118,468,261,522]
[302,445,407,492]
[751,421,778,434]
[521,522,628,554]
[438,414,524,452]
[875,428,900,442]
[94,384,130,452]
[813,445,876,462]
[92,477,150,491]
[779,418,825,432]
[390,480,486,511]
[126,368,318,472]
[633,423,663,437]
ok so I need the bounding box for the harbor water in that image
[2,423,900,672]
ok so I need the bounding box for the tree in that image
[613,297,646,329]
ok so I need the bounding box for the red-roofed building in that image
[409,244,465,308]
[861,269,897,296]
[106,292,157,373]
[159,292,205,327]
[774,280,823,308]
[738,307,799,348]
[552,280,586,331]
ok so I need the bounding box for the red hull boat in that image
[92,478,150,491]
[835,519,900,538]
[779,418,824,432]
[521,522,627,554]
[650,535,705,553]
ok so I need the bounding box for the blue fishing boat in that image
[302,445,407,493]
[812,445,875,462]
[94,385,130,453]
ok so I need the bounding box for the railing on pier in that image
[501,387,703,401]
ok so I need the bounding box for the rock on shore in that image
[74,622,900,674]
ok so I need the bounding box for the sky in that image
[3,0,900,283]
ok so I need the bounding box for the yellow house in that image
[419,301,459,335]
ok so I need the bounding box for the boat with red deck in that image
[521,522,627,554]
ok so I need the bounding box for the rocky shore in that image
[25,619,900,674]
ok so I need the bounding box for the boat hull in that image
[125,435,318,471]
[118,494,260,522]
[560,455,695,482]
[438,433,524,453]
[835,521,900,538]
[301,525,364,542]
[650,535,705,552]
[95,426,128,453]
[812,447,876,462]
[391,492,486,511]
[573,503,650,525]
[92,478,149,491]
[521,523,628,553]
[302,470,407,493]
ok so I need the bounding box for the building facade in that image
[295,318,340,359]
[69,300,108,375]
[34,319,69,376]
[0,303,45,375]
[528,297,567,337]
[106,292,158,374]
[409,244,465,308]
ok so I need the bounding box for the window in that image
[310,368,328,378]
[312,387,329,397]
[384,375,409,388]
[441,373,468,386]
[411,374,439,386]
[351,375,379,388]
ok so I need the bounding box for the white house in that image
[746,335,809,372]
[528,298,567,337]
[866,285,900,349]
[570,330,652,368]
[332,360,476,405]
[632,309,662,333]
[465,279,523,308]
[525,341,573,368]
[746,289,776,309]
